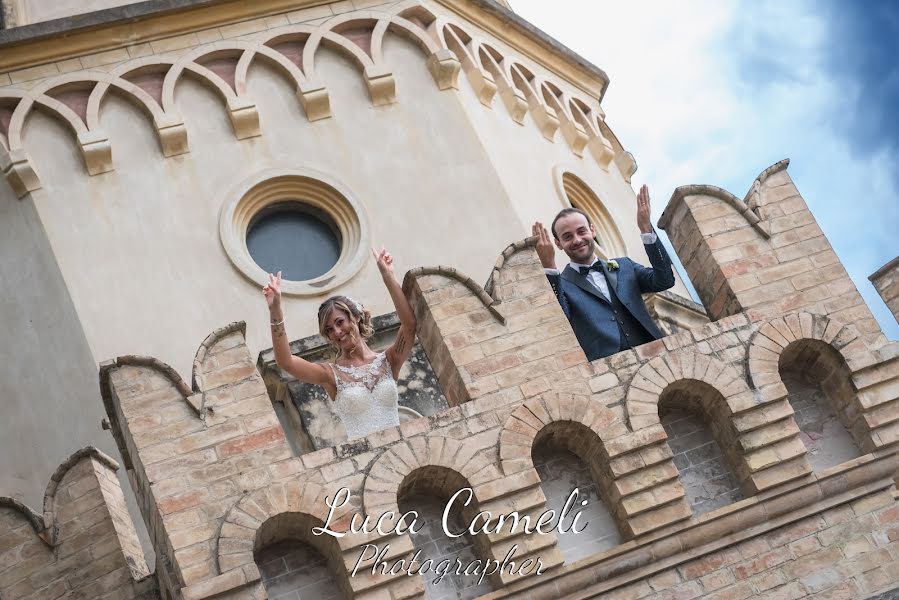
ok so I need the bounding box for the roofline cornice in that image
[0,0,609,102]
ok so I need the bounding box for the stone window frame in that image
[219,167,370,297]
[552,166,626,260]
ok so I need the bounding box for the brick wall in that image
[659,160,887,349]
[0,447,156,599]
[10,160,899,599]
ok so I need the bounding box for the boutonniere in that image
[606,260,620,271]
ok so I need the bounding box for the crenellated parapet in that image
[93,158,899,598]
[6,150,898,598]
[0,447,155,600]
[659,160,889,351]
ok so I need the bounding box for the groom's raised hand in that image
[532,221,557,270]
[637,184,653,234]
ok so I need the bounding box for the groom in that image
[532,185,675,361]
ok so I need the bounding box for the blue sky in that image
[512,0,899,339]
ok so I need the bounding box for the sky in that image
[512,0,899,340]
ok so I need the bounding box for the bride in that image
[262,247,417,439]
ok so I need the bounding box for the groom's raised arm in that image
[533,221,571,318]
[633,185,675,293]
[634,232,676,293]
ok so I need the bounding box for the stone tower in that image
[1,1,898,599]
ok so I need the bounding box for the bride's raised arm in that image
[263,271,333,389]
[372,247,417,378]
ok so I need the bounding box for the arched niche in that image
[254,512,350,600]
[531,420,623,562]
[396,464,495,598]
[658,380,744,515]
[778,338,862,470]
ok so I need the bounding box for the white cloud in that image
[512,0,899,339]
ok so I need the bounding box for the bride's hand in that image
[263,271,282,309]
[372,246,394,278]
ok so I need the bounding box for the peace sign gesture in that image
[262,271,282,309]
[372,246,394,278]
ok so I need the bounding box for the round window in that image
[246,202,342,281]
[220,168,370,296]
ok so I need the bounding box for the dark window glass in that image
[247,202,341,281]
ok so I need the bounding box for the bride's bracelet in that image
[270,318,285,327]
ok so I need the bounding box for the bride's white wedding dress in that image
[328,352,400,439]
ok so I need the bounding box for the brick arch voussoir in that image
[626,352,745,431]
[747,312,860,392]
[362,437,488,517]
[218,479,333,574]
[500,393,619,475]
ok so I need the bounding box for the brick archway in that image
[624,352,749,432]
[498,392,622,476]
[217,479,336,576]
[361,437,492,518]
[746,312,874,390]
[747,312,885,454]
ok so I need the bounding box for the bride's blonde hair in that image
[317,296,374,347]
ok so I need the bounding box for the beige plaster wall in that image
[0,3,693,545]
[23,35,524,379]
[0,176,155,560]
[0,180,102,505]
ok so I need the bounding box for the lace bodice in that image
[328,352,399,439]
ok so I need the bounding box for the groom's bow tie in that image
[578,262,603,276]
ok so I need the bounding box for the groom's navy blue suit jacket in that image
[546,237,676,361]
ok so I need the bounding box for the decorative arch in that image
[657,379,746,514]
[499,392,622,476]
[625,352,749,431]
[99,351,200,469]
[748,311,881,454]
[0,446,120,547]
[405,265,503,322]
[1,1,617,192]
[437,20,497,106]
[192,321,247,393]
[541,80,587,156]
[362,436,494,517]
[475,39,527,123]
[660,182,771,238]
[627,351,815,494]
[217,478,337,575]
[747,312,873,390]
[496,392,692,539]
[0,90,26,151]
